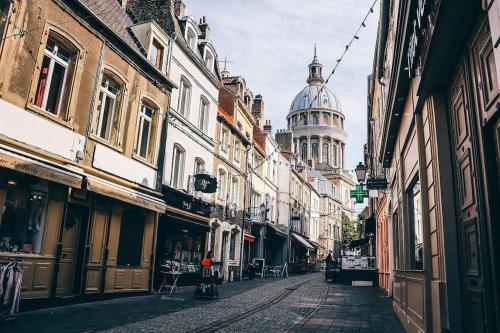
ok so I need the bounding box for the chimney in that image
[263,119,272,133]
[252,94,264,127]
[174,0,185,17]
[307,158,315,169]
[275,129,293,153]
[199,16,210,39]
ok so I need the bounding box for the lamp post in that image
[355,162,367,184]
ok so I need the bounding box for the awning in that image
[0,146,83,188]
[163,210,210,231]
[244,233,255,243]
[86,175,166,212]
[291,233,314,249]
[266,223,288,239]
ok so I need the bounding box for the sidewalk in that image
[0,277,277,333]
[293,283,405,333]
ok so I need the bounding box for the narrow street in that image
[1,274,403,333]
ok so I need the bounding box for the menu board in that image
[253,258,265,278]
[341,256,375,270]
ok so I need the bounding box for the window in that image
[233,140,241,162]
[229,229,237,260]
[0,176,49,254]
[117,210,145,267]
[312,143,318,162]
[186,28,197,50]
[332,144,338,166]
[34,35,77,116]
[171,144,185,189]
[217,169,226,200]
[272,161,277,182]
[221,128,229,153]
[312,113,319,125]
[194,158,205,175]
[198,97,209,132]
[149,38,164,70]
[408,178,423,270]
[301,113,308,125]
[95,74,123,143]
[301,143,307,161]
[135,100,157,160]
[231,176,239,205]
[204,50,214,71]
[178,77,191,116]
[0,0,11,48]
[322,143,329,163]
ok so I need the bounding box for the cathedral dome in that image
[289,85,342,113]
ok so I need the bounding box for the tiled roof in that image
[222,76,241,85]
[78,0,142,53]
[218,106,234,124]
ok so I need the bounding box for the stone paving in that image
[292,283,405,333]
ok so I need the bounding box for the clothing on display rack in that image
[0,262,23,318]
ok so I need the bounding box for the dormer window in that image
[149,38,164,70]
[186,28,197,51]
[204,50,213,71]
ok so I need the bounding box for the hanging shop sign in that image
[366,177,388,190]
[407,0,439,78]
[193,173,217,193]
[350,185,369,204]
[163,186,211,217]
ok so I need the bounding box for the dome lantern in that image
[307,44,324,85]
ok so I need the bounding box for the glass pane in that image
[139,119,150,158]
[34,56,51,108]
[45,61,66,115]
[99,95,115,140]
[411,180,423,270]
[0,0,10,44]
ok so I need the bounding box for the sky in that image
[185,0,379,170]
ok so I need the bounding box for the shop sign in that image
[164,186,211,217]
[366,177,388,190]
[407,0,438,78]
[194,173,217,193]
[0,151,82,188]
[350,185,368,204]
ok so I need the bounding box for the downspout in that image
[239,143,252,279]
[376,0,389,85]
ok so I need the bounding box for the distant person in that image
[201,251,212,268]
[325,252,334,282]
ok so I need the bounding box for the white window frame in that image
[171,144,186,189]
[186,28,197,50]
[233,139,241,163]
[95,76,120,141]
[198,97,209,132]
[135,101,156,159]
[36,38,71,116]
[231,176,239,206]
[204,49,214,71]
[220,127,229,154]
[217,168,227,200]
[178,77,191,117]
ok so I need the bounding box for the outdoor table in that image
[158,265,182,294]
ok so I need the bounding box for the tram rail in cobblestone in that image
[194,278,314,333]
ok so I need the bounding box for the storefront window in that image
[0,177,49,254]
[229,229,237,260]
[117,210,145,267]
[162,230,205,272]
[408,178,423,270]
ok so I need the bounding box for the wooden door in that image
[84,209,109,293]
[448,67,488,332]
[55,205,83,296]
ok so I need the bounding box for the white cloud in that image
[184,0,378,169]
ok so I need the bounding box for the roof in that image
[78,0,142,54]
[289,84,342,113]
[218,106,234,124]
[222,76,241,85]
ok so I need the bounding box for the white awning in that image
[291,233,314,249]
[86,175,166,213]
[0,145,82,188]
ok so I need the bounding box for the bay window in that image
[34,35,77,117]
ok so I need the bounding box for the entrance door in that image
[84,209,109,293]
[55,205,88,296]
[448,67,488,332]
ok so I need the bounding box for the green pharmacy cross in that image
[350,185,368,203]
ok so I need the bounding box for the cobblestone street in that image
[2,273,404,333]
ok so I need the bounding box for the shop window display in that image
[117,210,145,267]
[162,231,205,272]
[0,177,49,254]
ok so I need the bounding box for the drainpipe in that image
[239,143,252,279]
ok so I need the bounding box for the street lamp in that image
[355,162,367,184]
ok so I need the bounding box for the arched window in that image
[171,144,185,189]
[34,33,79,117]
[231,176,239,205]
[178,76,191,116]
[322,142,329,163]
[323,113,330,125]
[311,142,318,162]
[198,96,209,132]
[301,113,308,125]
[332,144,338,167]
[136,98,159,160]
[312,113,319,125]
[204,50,214,71]
[217,168,226,200]
[95,72,125,144]
[301,143,307,162]
[194,157,205,174]
[186,28,197,50]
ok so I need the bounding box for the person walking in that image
[325,252,334,282]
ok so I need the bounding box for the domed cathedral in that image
[286,47,355,218]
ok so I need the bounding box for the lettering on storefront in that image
[0,153,82,188]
